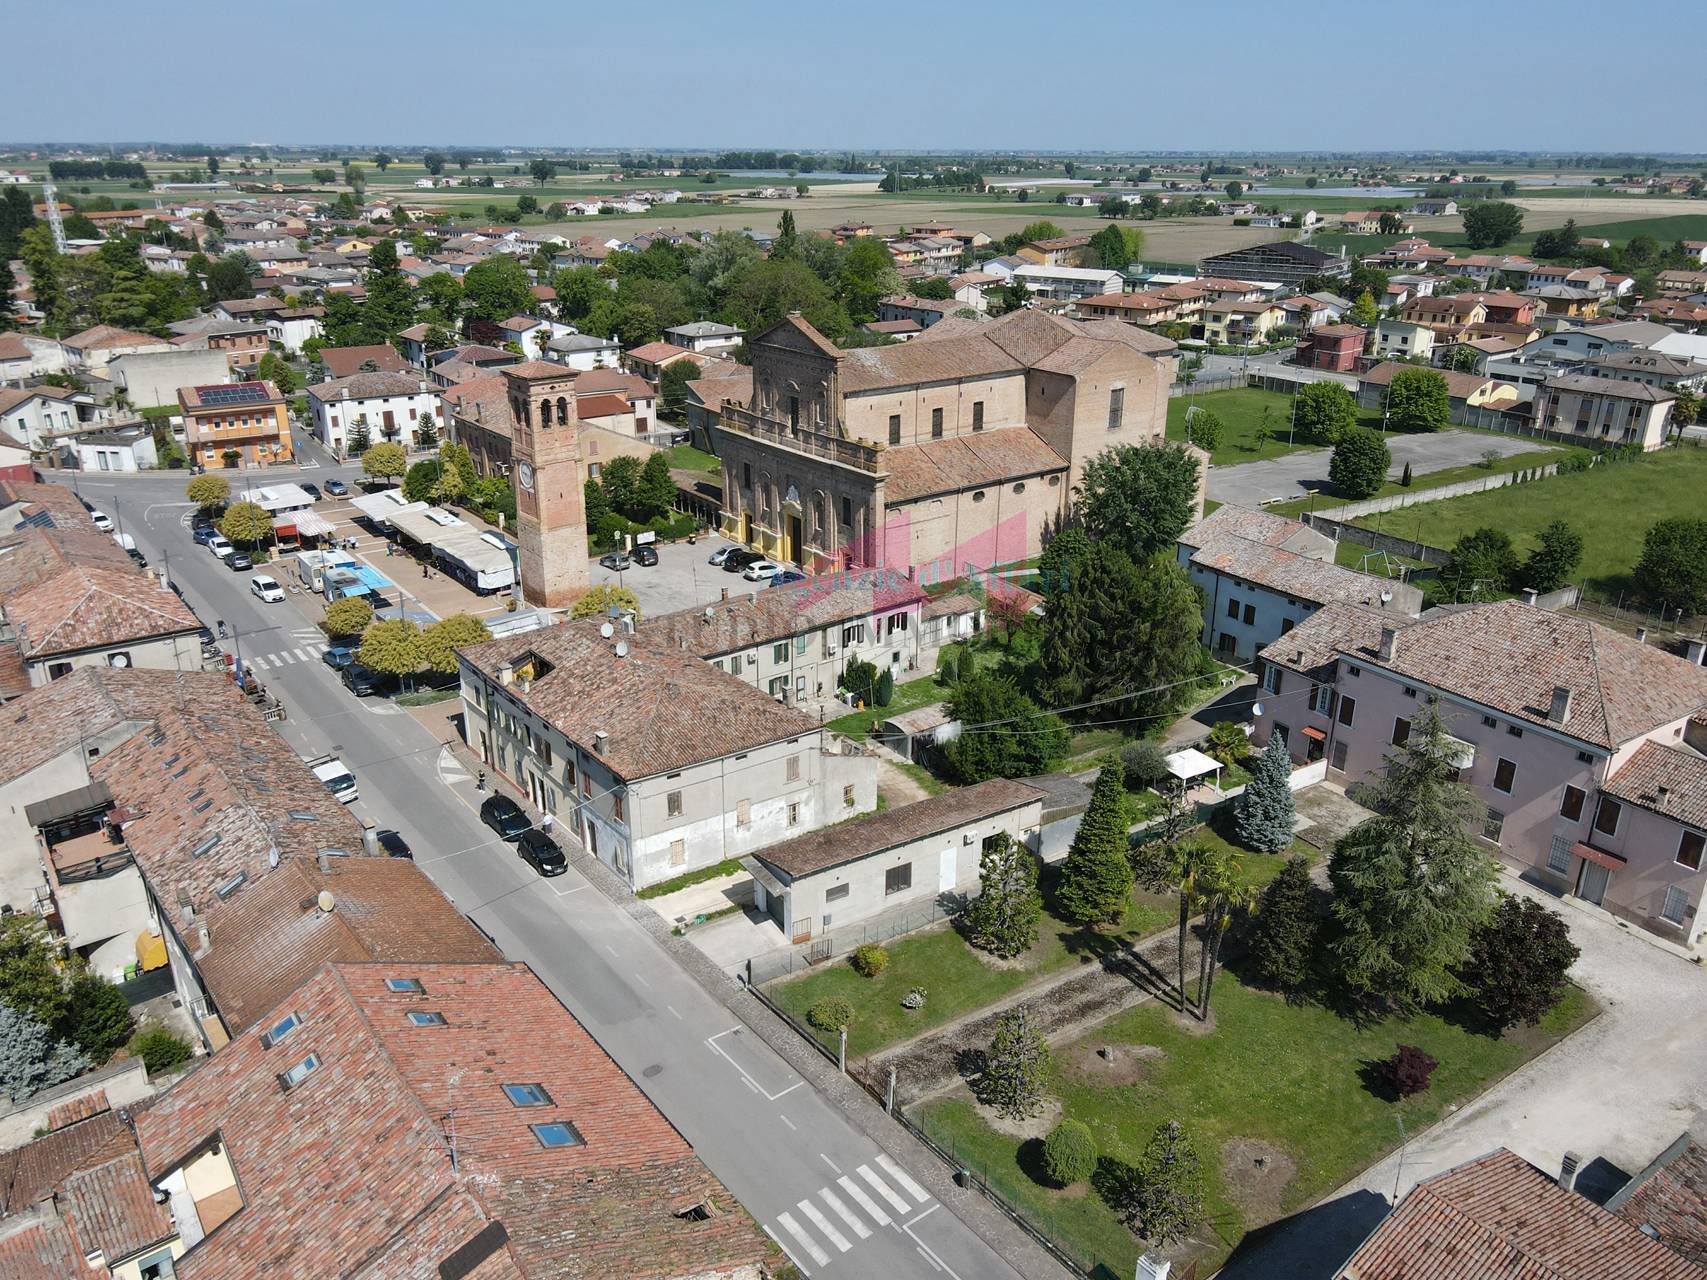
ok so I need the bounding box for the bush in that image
[1377,1044,1438,1097]
[1293,382,1359,446]
[842,658,879,707]
[1249,855,1318,992]
[130,1023,192,1076]
[874,668,894,707]
[849,944,890,978]
[1204,720,1250,768]
[1461,896,1579,1032]
[1041,1119,1098,1187]
[807,997,855,1033]
[62,974,134,1063]
[1119,739,1171,789]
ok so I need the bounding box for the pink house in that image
[1254,601,1707,947]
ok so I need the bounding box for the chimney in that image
[1558,1150,1582,1192]
[1636,627,1648,644]
[361,824,379,856]
[1135,1254,1172,1280]
[317,851,332,872]
[497,663,514,686]
[156,568,170,591]
[339,387,349,400]
[618,610,636,635]
[1521,587,1539,605]
[593,730,609,754]
[1378,627,1399,661]
[1549,685,1573,725]
[720,587,730,602]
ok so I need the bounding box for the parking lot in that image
[590,532,758,619]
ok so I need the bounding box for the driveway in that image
[1206,429,1551,508]
[590,532,743,617]
[1219,869,1707,1278]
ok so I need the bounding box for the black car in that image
[517,827,567,876]
[191,511,214,530]
[324,478,349,497]
[723,549,764,573]
[632,544,658,567]
[300,482,322,501]
[341,662,385,697]
[126,547,148,568]
[376,829,413,859]
[480,795,531,841]
[227,553,253,571]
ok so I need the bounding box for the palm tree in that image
[1191,849,1255,1019]
[1171,841,1216,1016]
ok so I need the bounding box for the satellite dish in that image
[703,606,715,619]
[267,847,279,868]
[108,653,130,667]
[1251,701,1265,718]
[599,622,614,638]
[614,641,630,658]
[1380,590,1393,603]
[317,890,335,913]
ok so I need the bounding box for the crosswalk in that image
[241,629,327,670]
[772,1154,930,1271]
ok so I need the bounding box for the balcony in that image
[718,404,885,474]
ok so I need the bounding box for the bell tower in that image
[503,361,589,608]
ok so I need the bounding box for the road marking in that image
[817,1186,871,1240]
[549,880,586,897]
[796,1199,850,1253]
[819,1153,842,1176]
[775,1212,829,1268]
[633,971,651,989]
[902,1203,939,1229]
[293,647,312,662]
[901,1205,965,1280]
[705,1028,801,1102]
[666,1004,682,1020]
[761,1224,812,1278]
[835,1176,890,1227]
[604,943,618,956]
[857,1164,911,1215]
[778,1113,797,1132]
[876,1153,929,1204]
[277,650,297,664]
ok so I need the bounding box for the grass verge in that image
[637,857,745,900]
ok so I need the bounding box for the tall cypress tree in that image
[1056,762,1132,926]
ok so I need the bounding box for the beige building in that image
[711,310,1177,579]
[1201,299,1287,346]
[1533,373,1676,450]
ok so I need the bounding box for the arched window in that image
[511,397,529,427]
[539,397,553,426]
[556,396,569,424]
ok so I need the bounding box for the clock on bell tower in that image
[502,361,589,608]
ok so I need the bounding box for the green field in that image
[915,974,1594,1277]
[1166,387,1325,465]
[1314,211,1707,260]
[1267,440,1573,521]
[1350,447,1707,591]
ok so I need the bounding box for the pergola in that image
[1165,746,1225,795]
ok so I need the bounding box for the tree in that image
[962,832,1043,959]
[1445,344,1481,373]
[597,453,641,517]
[1042,1120,1098,1187]
[1074,443,1200,562]
[1442,527,1519,600]
[528,158,557,187]
[636,452,677,520]
[1387,367,1451,433]
[1184,407,1223,454]
[218,500,271,546]
[414,412,438,449]
[1635,517,1707,614]
[1167,841,1220,1015]
[1036,525,1091,595]
[1191,846,1251,1016]
[402,460,439,503]
[432,444,466,504]
[658,359,696,422]
[321,597,374,638]
[186,473,230,512]
[420,614,493,675]
[0,916,70,1028]
[1462,896,1579,1033]
[1461,202,1524,249]
[979,1008,1050,1121]
[372,151,393,172]
[362,441,407,483]
[1523,520,1583,594]
[942,673,1069,783]
[1348,289,1379,328]
[62,973,133,1062]
[1235,737,1296,854]
[1108,1121,1205,1244]
[1293,381,1359,446]
[461,255,534,323]
[837,236,902,325]
[1329,427,1391,498]
[1088,223,1130,271]
[364,238,414,339]
[0,1003,89,1103]
[1119,739,1171,790]
[1250,854,1318,992]
[1326,702,1501,1013]
[1672,388,1700,436]
[1377,1044,1438,1097]
[422,152,445,176]
[583,477,611,530]
[570,582,641,622]
[254,351,298,394]
[1057,763,1132,927]
[358,617,424,679]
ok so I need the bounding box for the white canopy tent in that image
[1165,746,1225,793]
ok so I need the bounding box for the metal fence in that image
[1567,588,1707,646]
[1170,372,1245,397]
[745,898,961,985]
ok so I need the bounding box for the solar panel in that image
[194,383,270,406]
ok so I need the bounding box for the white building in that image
[59,421,158,473]
[1012,264,1125,302]
[105,346,231,411]
[306,371,439,452]
[663,321,745,359]
[265,306,324,356]
[0,331,69,381]
[546,332,622,371]
[0,385,101,449]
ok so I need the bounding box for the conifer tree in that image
[1234,736,1296,854]
[1056,763,1133,926]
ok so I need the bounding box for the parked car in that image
[324,478,349,497]
[632,544,658,567]
[207,534,234,558]
[299,482,322,501]
[517,828,567,877]
[89,510,113,532]
[598,551,631,572]
[249,574,285,603]
[722,549,764,574]
[321,644,357,670]
[126,548,149,568]
[376,829,413,860]
[361,590,390,611]
[768,569,808,588]
[708,546,733,566]
[742,559,782,582]
[340,662,385,697]
[227,552,253,571]
[192,526,219,546]
[480,795,531,841]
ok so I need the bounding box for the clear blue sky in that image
[5,0,1701,153]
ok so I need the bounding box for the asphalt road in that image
[64,452,1026,1280]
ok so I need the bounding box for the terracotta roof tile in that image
[641,572,926,657]
[883,428,1067,503]
[318,344,409,377]
[1601,742,1707,830]
[1610,1133,1707,1266]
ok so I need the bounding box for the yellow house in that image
[1202,299,1287,346]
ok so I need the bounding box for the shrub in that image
[1461,896,1579,1032]
[1249,855,1318,992]
[1377,1044,1438,1097]
[1041,1119,1098,1187]
[874,668,894,707]
[849,944,889,978]
[1119,739,1171,790]
[806,997,855,1033]
[130,1023,192,1076]
[1399,461,1413,487]
[1204,720,1250,768]
[62,975,134,1063]
[842,658,879,707]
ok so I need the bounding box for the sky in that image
[6,0,1703,154]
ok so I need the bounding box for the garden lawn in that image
[1349,448,1707,592]
[914,973,1595,1277]
[1166,388,1320,464]
[1265,444,1571,521]
[823,629,1033,741]
[769,832,1304,1060]
[663,443,720,475]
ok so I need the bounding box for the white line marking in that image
[819,1153,842,1176]
[796,1199,850,1253]
[666,1004,683,1020]
[761,1224,812,1279]
[776,1213,829,1268]
[902,1203,939,1230]
[877,1153,930,1204]
[778,1113,797,1132]
[773,1080,805,1099]
[901,1205,964,1280]
[704,1028,801,1101]
[857,1164,911,1215]
[817,1187,870,1240]
[604,943,618,956]
[836,1176,890,1227]
[550,881,586,896]
[633,971,651,988]
[294,647,311,662]
[278,650,297,664]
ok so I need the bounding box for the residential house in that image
[877,296,961,330]
[1373,318,1439,362]
[979,254,1029,282]
[264,305,323,356]
[625,341,707,382]
[664,320,745,358]
[1606,1124,1707,1263]
[1401,295,1489,330]
[496,314,573,360]
[683,365,754,449]
[1410,197,1459,216]
[1357,361,1523,421]
[1295,323,1368,371]
[1338,212,1383,233]
[0,384,100,449]
[1073,291,1192,329]
[210,296,286,325]
[177,380,293,468]
[457,617,879,891]
[1585,349,1707,394]
[711,309,1178,578]
[1201,298,1287,346]
[1012,264,1124,302]
[60,325,176,377]
[306,371,438,452]
[947,271,998,312]
[547,331,623,371]
[317,343,409,378]
[1177,507,1420,664]
[166,316,269,374]
[1532,373,1675,449]
[1526,285,1604,318]
[748,779,1047,943]
[105,346,231,410]
[1200,241,1350,287]
[0,329,68,381]
[1015,234,1091,266]
[1255,601,1707,946]
[53,419,158,473]
[1278,292,1352,330]
[1682,240,1707,265]
[1443,253,1536,286]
